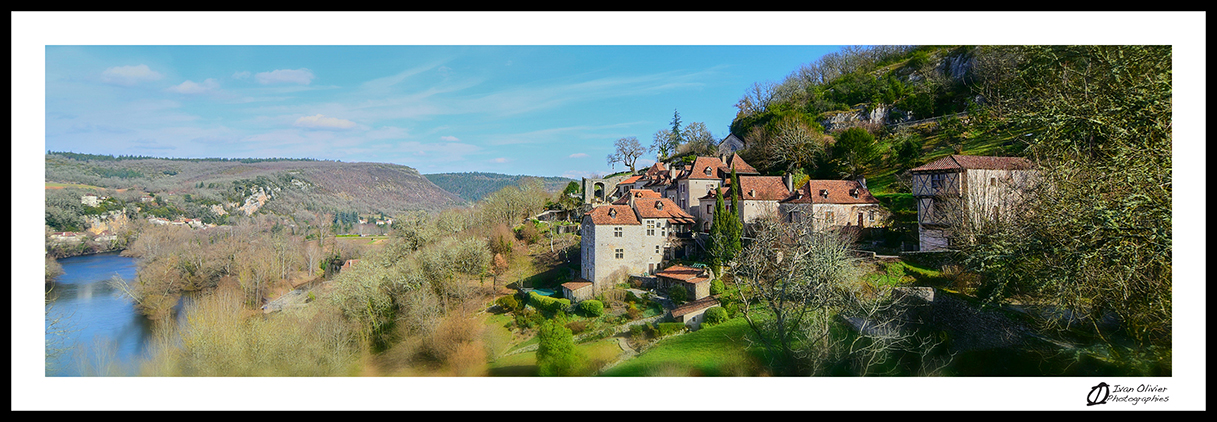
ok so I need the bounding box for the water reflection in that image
[45,253,147,376]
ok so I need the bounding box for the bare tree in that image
[733,217,947,375]
[606,136,645,172]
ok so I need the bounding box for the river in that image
[44,252,180,376]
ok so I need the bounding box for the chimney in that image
[856,177,867,190]
[784,173,793,192]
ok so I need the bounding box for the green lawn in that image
[487,337,625,377]
[599,317,765,376]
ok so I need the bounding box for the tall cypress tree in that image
[708,188,729,273]
[726,169,743,263]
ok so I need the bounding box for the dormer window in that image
[849,189,859,198]
[656,201,663,210]
[704,166,713,176]
[819,189,829,198]
[609,209,617,218]
[749,189,756,197]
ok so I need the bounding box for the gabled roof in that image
[561,280,593,291]
[721,153,760,175]
[737,176,791,201]
[782,180,880,205]
[910,155,1034,172]
[671,297,721,318]
[632,197,695,224]
[619,175,644,185]
[656,265,708,282]
[612,189,661,205]
[677,157,727,180]
[583,205,641,225]
[644,162,667,178]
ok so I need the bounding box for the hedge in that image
[657,322,688,337]
[529,291,571,314]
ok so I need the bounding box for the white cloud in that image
[293,114,356,130]
[562,170,601,180]
[255,68,315,85]
[440,136,460,142]
[165,78,220,94]
[491,157,509,163]
[232,71,251,79]
[568,153,589,158]
[100,64,163,86]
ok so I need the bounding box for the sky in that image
[44,44,843,179]
[14,12,1207,411]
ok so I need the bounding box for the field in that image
[600,317,764,377]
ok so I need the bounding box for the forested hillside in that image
[424,172,576,203]
[726,45,1172,362]
[44,153,462,233]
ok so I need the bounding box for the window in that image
[614,227,623,237]
[990,177,997,187]
[647,220,655,236]
[655,245,660,255]
[825,211,834,223]
[704,166,713,176]
[869,210,875,223]
[706,204,712,215]
[615,249,623,259]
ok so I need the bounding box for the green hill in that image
[424,172,576,203]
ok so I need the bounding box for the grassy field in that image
[600,317,765,376]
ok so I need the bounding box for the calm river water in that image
[45,252,161,376]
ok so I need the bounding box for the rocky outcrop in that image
[821,103,913,132]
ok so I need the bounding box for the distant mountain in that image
[44,153,462,217]
[424,172,576,203]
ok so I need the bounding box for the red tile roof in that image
[678,157,727,180]
[620,175,644,185]
[782,180,880,205]
[738,176,791,201]
[584,205,641,225]
[656,265,708,282]
[671,297,720,318]
[562,281,593,290]
[644,162,667,178]
[612,189,662,205]
[633,197,695,223]
[910,155,1034,172]
[722,153,760,175]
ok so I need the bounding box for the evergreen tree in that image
[670,109,684,146]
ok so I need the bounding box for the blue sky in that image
[45,44,842,178]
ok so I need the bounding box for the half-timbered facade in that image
[910,155,1036,251]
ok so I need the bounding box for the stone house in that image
[701,175,793,234]
[654,265,713,302]
[579,198,695,293]
[909,155,1036,251]
[778,179,890,232]
[560,280,594,303]
[670,297,722,330]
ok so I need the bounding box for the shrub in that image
[495,295,521,313]
[668,285,688,305]
[626,304,641,320]
[657,322,687,337]
[625,291,642,303]
[565,320,589,335]
[579,300,605,317]
[704,307,729,326]
[709,278,726,296]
